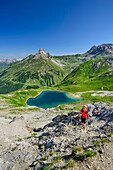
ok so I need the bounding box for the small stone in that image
[86,164,91,169]
[98,149,104,154]
[87,147,93,151]
[0,158,3,165]
[34,161,40,168]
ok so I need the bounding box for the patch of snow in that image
[7,94,12,97]
[91,91,113,97]
[77,91,113,97]
[51,59,63,67]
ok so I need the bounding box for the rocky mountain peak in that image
[86,43,113,56]
[86,45,97,54]
[35,48,52,59]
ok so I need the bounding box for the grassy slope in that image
[53,54,85,72]
[53,52,111,72]
[0,55,113,108]
[57,58,113,92]
[1,58,113,109]
[0,55,67,94]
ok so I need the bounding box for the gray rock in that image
[1,102,113,170]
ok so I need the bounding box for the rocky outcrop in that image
[84,44,113,57]
[35,49,52,59]
[0,102,113,169]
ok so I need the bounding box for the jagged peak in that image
[35,48,52,59]
[39,48,48,53]
[98,43,113,47]
[91,45,97,49]
[86,45,97,53]
[84,43,113,56]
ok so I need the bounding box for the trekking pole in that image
[70,115,73,132]
[71,115,72,125]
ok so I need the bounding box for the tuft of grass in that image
[33,143,39,146]
[66,158,76,168]
[43,156,64,169]
[93,140,101,147]
[40,152,57,161]
[101,138,111,143]
[72,146,83,155]
[25,133,38,139]
[43,166,50,170]
[59,158,76,169]
[17,137,22,142]
[108,132,113,137]
[7,116,13,119]
[38,134,43,138]
[49,156,64,166]
[81,150,97,160]
[0,115,13,119]
[93,138,111,147]
[73,105,82,111]
[59,104,65,110]
[32,133,37,136]
[34,117,40,119]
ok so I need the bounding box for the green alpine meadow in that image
[0,44,113,107]
[0,44,113,95]
[58,57,113,92]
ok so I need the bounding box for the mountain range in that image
[0,58,22,67]
[0,44,113,94]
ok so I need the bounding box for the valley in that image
[0,43,113,169]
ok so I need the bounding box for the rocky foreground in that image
[0,102,113,170]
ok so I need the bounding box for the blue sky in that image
[0,0,113,59]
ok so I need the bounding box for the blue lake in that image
[27,90,83,109]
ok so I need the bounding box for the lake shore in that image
[27,90,83,109]
[67,92,82,99]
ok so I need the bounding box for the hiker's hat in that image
[83,105,88,109]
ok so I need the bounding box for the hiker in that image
[74,105,89,128]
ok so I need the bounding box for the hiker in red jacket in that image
[74,105,89,128]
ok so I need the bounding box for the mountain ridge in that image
[0,43,113,93]
[53,43,113,71]
[0,58,22,68]
[82,43,113,60]
[1,43,113,64]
